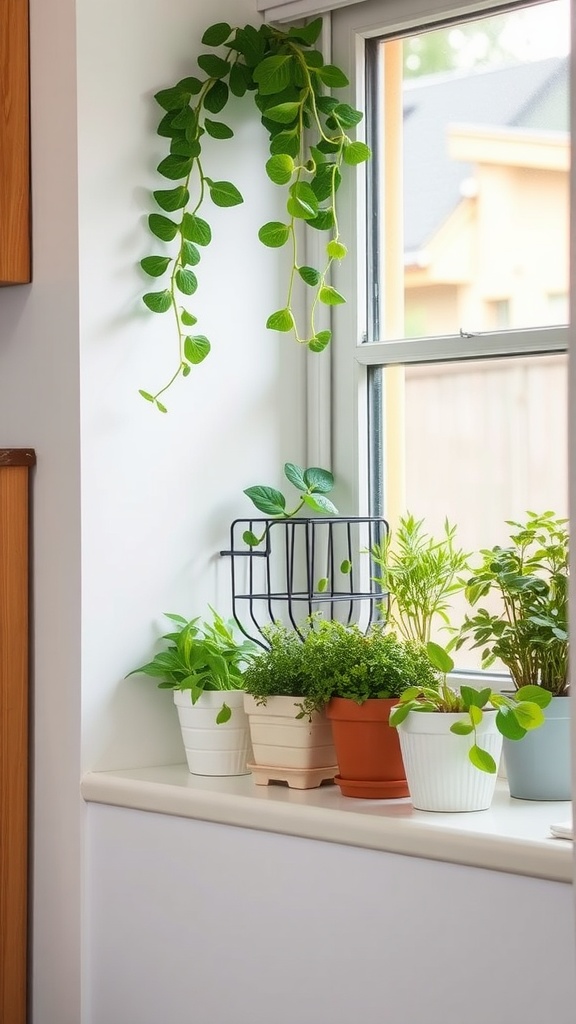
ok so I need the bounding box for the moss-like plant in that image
[243,617,438,719]
[139,18,370,411]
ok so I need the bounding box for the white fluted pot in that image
[174,690,252,776]
[397,710,502,812]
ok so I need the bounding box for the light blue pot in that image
[503,696,571,801]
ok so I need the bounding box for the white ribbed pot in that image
[397,710,503,812]
[173,690,252,776]
[243,694,337,788]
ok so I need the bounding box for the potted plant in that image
[318,620,439,798]
[370,513,470,643]
[242,620,338,790]
[390,643,551,812]
[456,510,570,800]
[127,609,258,776]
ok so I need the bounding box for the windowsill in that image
[81,766,573,883]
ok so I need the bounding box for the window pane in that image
[371,353,568,668]
[373,0,570,343]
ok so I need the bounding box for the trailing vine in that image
[139,17,370,411]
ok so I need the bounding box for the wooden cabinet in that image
[0,449,35,1023]
[0,0,31,284]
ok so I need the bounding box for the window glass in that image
[356,0,570,672]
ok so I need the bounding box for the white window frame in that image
[328,0,571,517]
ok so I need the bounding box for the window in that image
[331,0,569,672]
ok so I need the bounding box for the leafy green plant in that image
[127,608,258,722]
[456,511,569,695]
[139,18,370,411]
[370,513,470,644]
[242,461,338,546]
[243,617,438,720]
[389,641,552,774]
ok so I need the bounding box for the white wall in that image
[86,804,576,1024]
[0,0,305,1021]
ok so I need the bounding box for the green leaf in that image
[197,54,230,78]
[303,467,334,493]
[204,119,234,140]
[216,702,232,724]
[156,400,168,413]
[258,221,290,247]
[461,685,491,709]
[139,390,155,403]
[343,141,372,166]
[298,265,321,286]
[253,55,295,95]
[332,103,364,128]
[495,707,527,741]
[327,240,347,260]
[148,214,178,242]
[389,702,413,727]
[340,560,352,574]
[287,18,323,45]
[177,77,203,95]
[242,530,261,547]
[204,80,229,114]
[153,186,189,212]
[308,209,335,231]
[269,129,300,158]
[140,256,171,277]
[514,701,545,731]
[266,308,295,332]
[317,64,349,88]
[154,86,192,111]
[287,182,319,221]
[181,214,212,245]
[157,110,183,139]
[469,704,483,726]
[207,180,243,207]
[181,241,201,267]
[283,463,306,491]
[426,641,454,674]
[143,290,172,313]
[302,494,338,515]
[264,102,300,124]
[266,154,294,185]
[171,106,195,132]
[469,745,497,774]
[229,64,249,98]
[319,285,345,305]
[450,720,474,736]
[317,577,329,593]
[244,486,287,517]
[180,309,198,327]
[157,155,193,180]
[184,335,211,364]
[175,267,198,295]
[201,22,232,46]
[516,685,552,708]
[308,330,331,353]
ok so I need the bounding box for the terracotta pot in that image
[326,697,409,799]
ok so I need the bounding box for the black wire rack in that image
[220,515,389,648]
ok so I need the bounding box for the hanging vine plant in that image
[140,17,370,411]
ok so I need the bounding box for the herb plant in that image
[370,513,470,644]
[243,617,438,720]
[139,18,370,411]
[389,642,552,774]
[127,609,258,722]
[456,511,569,695]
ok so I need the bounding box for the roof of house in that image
[403,55,569,254]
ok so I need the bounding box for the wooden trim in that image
[0,449,36,468]
[0,458,34,1023]
[0,0,31,284]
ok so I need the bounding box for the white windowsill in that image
[81,766,573,883]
